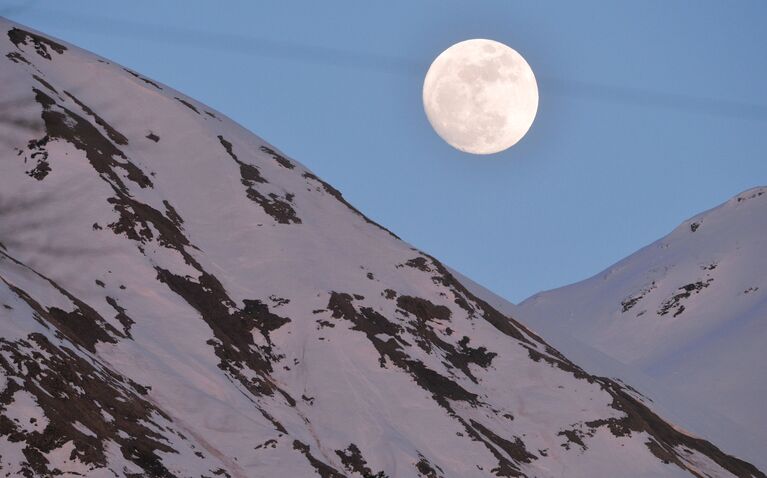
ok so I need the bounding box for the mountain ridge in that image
[517,185,767,470]
[0,18,762,477]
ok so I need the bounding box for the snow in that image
[0,17,762,478]
[517,186,767,469]
[71,420,98,438]
[3,390,48,434]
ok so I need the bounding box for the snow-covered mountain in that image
[0,18,762,477]
[518,187,767,470]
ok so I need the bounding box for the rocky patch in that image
[32,88,152,190]
[242,299,291,344]
[123,68,163,90]
[557,428,588,451]
[7,27,66,60]
[219,135,301,224]
[292,440,345,478]
[23,135,51,180]
[2,252,124,352]
[658,279,713,317]
[156,267,282,399]
[174,97,199,113]
[736,189,764,203]
[328,292,478,405]
[621,282,656,314]
[335,443,386,477]
[6,51,31,64]
[415,456,443,478]
[471,419,537,466]
[0,333,185,477]
[63,90,128,146]
[260,145,295,169]
[105,296,134,337]
[585,378,765,478]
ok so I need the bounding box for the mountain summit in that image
[0,19,762,477]
[518,186,767,469]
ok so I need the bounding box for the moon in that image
[422,39,538,155]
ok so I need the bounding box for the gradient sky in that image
[5,1,767,302]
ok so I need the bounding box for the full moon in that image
[423,39,538,155]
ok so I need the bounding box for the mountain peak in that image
[518,185,767,470]
[0,18,762,477]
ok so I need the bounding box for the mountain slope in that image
[518,187,767,469]
[0,18,762,477]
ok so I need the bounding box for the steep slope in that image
[518,187,767,469]
[0,18,762,477]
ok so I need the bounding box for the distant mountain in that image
[0,18,762,477]
[518,187,767,470]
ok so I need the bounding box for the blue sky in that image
[6,1,767,302]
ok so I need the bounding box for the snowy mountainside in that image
[0,18,763,477]
[518,187,767,469]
